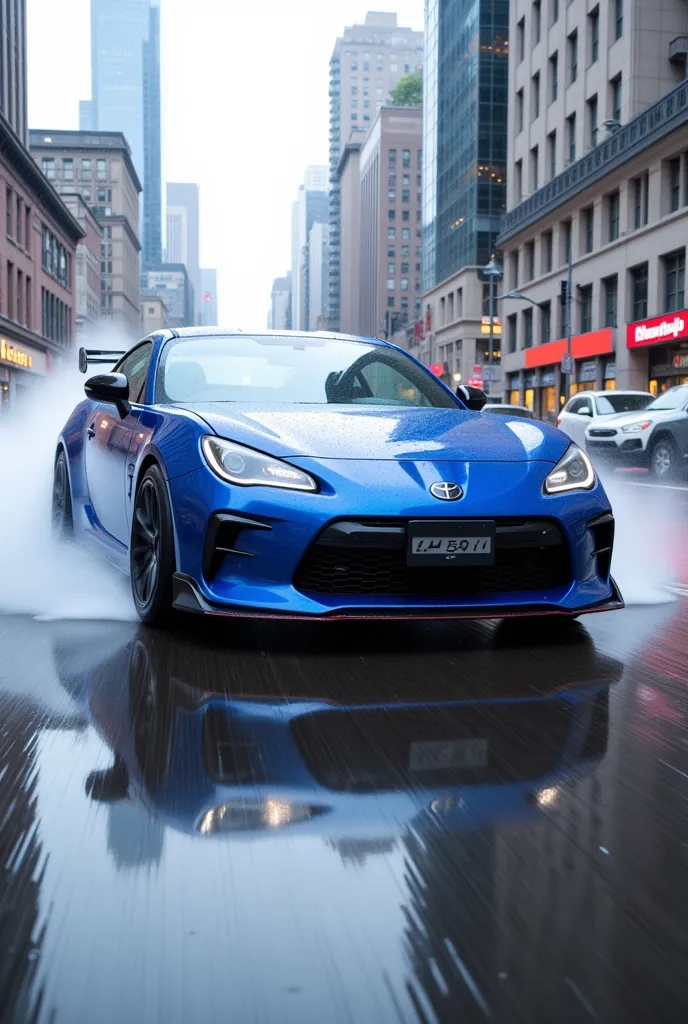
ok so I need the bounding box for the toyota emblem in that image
[430,481,463,501]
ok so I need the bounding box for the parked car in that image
[557,390,653,448]
[585,384,688,479]
[482,404,534,419]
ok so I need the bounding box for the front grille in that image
[290,703,575,792]
[294,518,571,598]
[588,429,618,438]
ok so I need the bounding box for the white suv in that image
[557,390,652,448]
[584,385,688,479]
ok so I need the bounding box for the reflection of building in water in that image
[326,837,396,866]
[0,696,85,1021]
[401,776,617,1020]
[106,801,164,872]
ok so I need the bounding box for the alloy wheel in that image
[652,443,674,478]
[52,455,71,537]
[132,480,161,607]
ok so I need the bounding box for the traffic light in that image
[560,280,569,306]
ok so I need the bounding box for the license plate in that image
[407,520,496,566]
[409,739,489,772]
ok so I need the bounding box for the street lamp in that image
[481,256,503,394]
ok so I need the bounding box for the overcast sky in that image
[27,0,424,328]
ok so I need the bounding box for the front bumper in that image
[586,434,650,466]
[168,459,623,619]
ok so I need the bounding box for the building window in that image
[608,191,620,242]
[401,262,409,273]
[584,206,594,253]
[532,72,540,120]
[517,17,525,63]
[615,0,624,40]
[547,131,557,180]
[589,7,599,64]
[42,158,56,180]
[549,52,558,103]
[96,159,107,180]
[567,113,576,164]
[402,210,410,222]
[540,301,551,344]
[5,186,12,237]
[387,279,395,291]
[389,149,397,164]
[663,250,685,312]
[533,1,541,43]
[588,94,598,147]
[562,219,572,264]
[63,158,74,181]
[507,313,517,354]
[387,263,395,275]
[543,231,553,273]
[568,30,578,84]
[402,228,410,240]
[402,149,411,168]
[669,158,681,213]
[523,308,533,348]
[525,241,535,281]
[400,278,409,291]
[387,246,395,258]
[551,0,559,25]
[603,275,618,327]
[388,227,396,240]
[15,196,21,245]
[515,159,523,202]
[633,173,649,228]
[516,89,524,133]
[630,263,648,321]
[387,298,394,308]
[80,159,91,180]
[530,146,539,191]
[510,249,519,289]
[388,209,396,221]
[402,189,410,203]
[579,285,593,333]
[611,75,622,123]
[25,207,31,251]
[388,189,396,202]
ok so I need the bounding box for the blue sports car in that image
[53,328,624,625]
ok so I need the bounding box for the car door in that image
[672,397,688,463]
[84,342,153,545]
[559,397,591,445]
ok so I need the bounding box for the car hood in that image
[188,403,570,462]
[585,408,673,430]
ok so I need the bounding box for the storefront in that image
[508,373,520,407]
[523,328,615,408]
[627,311,688,394]
[0,337,49,417]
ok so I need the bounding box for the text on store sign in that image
[0,339,32,369]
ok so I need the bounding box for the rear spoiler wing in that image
[78,347,126,374]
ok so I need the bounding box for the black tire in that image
[52,449,73,540]
[649,436,678,481]
[130,464,176,625]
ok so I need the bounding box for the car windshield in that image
[157,334,458,408]
[595,394,651,415]
[647,385,688,411]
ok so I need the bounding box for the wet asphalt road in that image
[1,586,688,1024]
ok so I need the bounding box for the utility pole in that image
[560,239,574,402]
[481,256,504,396]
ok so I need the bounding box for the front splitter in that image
[171,573,625,622]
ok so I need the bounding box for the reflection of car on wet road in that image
[557,390,653,448]
[585,384,688,479]
[53,329,623,626]
[53,626,622,841]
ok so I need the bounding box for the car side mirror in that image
[456,384,487,411]
[84,372,131,418]
[579,407,592,416]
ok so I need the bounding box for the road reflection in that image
[52,621,623,846]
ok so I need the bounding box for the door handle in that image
[86,425,96,439]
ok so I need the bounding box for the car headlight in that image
[620,420,652,434]
[198,800,329,835]
[201,436,317,492]
[544,444,595,494]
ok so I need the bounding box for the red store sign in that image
[627,310,688,349]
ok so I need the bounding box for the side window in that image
[566,397,582,414]
[116,342,153,403]
[359,359,432,406]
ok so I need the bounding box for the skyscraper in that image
[87,0,161,271]
[416,0,508,392]
[328,13,423,331]
[0,0,28,144]
[291,167,328,332]
[166,183,200,324]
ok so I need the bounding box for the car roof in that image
[573,389,652,398]
[170,326,387,346]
